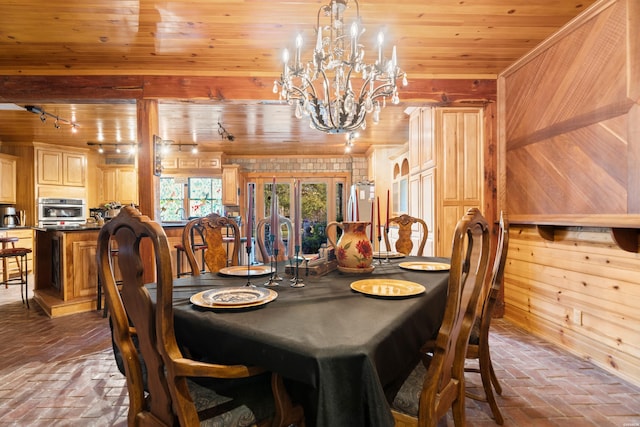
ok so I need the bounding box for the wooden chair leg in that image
[478,347,503,425]
[451,389,466,427]
[270,373,305,427]
[489,359,502,395]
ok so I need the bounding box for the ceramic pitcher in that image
[326,221,373,271]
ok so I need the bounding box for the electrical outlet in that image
[573,308,582,326]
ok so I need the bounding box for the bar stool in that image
[0,244,32,308]
[1,237,22,289]
[174,243,207,277]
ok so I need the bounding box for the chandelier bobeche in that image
[274,0,407,135]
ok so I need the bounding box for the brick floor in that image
[1,283,639,426]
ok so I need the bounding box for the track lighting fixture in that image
[25,105,80,131]
[152,135,200,176]
[87,142,138,155]
[217,121,235,141]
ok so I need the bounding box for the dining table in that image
[168,255,450,427]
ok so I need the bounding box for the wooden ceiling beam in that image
[0,75,496,104]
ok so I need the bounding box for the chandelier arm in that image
[369,82,397,99]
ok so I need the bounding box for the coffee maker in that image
[1,206,20,227]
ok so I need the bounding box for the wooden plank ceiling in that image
[0,0,596,156]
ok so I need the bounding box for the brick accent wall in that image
[224,155,369,183]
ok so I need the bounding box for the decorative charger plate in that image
[398,261,451,271]
[350,279,425,298]
[373,251,405,259]
[218,265,275,277]
[190,287,278,309]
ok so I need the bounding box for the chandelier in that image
[273,0,407,134]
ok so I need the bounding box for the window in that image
[392,159,409,215]
[160,177,223,221]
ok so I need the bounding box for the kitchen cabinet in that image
[99,166,138,205]
[36,146,86,187]
[406,107,483,257]
[222,164,240,205]
[435,108,483,255]
[408,107,435,174]
[0,228,34,278]
[0,153,17,204]
[161,152,222,171]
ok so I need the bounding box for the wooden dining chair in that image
[97,206,304,427]
[462,211,509,425]
[383,214,428,256]
[390,208,491,427]
[256,214,294,262]
[183,213,241,276]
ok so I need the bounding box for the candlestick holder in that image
[244,245,254,286]
[290,245,305,287]
[377,232,383,265]
[384,226,392,263]
[264,235,283,286]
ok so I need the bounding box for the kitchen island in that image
[33,226,102,317]
[33,223,185,317]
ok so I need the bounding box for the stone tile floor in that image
[1,282,639,426]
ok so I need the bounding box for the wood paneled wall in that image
[505,225,640,386]
[499,0,640,385]
[499,0,639,220]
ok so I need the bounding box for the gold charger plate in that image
[190,287,278,309]
[218,265,275,277]
[350,279,425,298]
[398,261,451,271]
[373,251,405,259]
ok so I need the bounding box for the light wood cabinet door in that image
[117,168,138,205]
[63,153,86,186]
[99,167,138,205]
[100,168,118,202]
[0,155,16,204]
[436,108,483,256]
[71,239,98,298]
[37,149,63,185]
[222,165,239,205]
[408,107,436,174]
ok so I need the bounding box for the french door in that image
[249,175,347,255]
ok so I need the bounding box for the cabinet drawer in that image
[178,158,199,169]
[199,158,221,168]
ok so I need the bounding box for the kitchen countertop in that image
[0,226,33,231]
[33,222,187,232]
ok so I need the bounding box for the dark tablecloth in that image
[170,256,449,427]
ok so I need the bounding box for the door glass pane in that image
[263,183,291,254]
[301,183,327,253]
[335,182,344,222]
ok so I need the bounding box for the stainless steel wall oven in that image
[37,198,86,227]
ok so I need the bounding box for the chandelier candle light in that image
[274,0,407,135]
